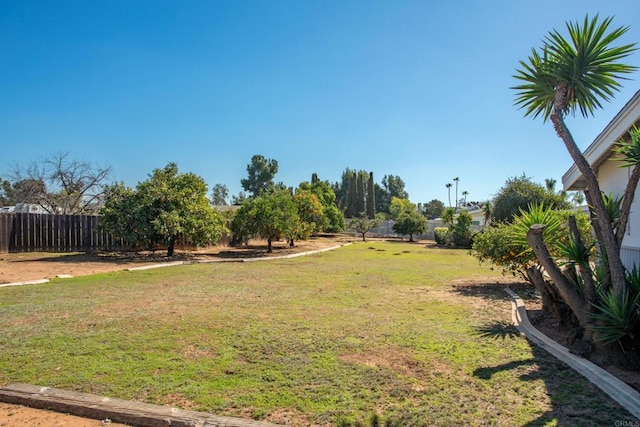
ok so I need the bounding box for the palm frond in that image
[514,14,637,121]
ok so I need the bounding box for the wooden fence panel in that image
[0,214,12,253]
[0,213,132,253]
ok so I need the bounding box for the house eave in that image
[562,90,640,191]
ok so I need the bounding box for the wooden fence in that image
[0,213,129,253]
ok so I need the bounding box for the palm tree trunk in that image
[550,105,626,297]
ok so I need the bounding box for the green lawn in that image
[0,242,634,426]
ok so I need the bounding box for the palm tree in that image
[572,191,585,206]
[441,207,456,228]
[482,201,492,227]
[445,183,452,208]
[513,14,637,298]
[453,177,460,209]
[544,178,556,193]
[461,190,469,207]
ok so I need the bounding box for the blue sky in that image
[2,1,640,205]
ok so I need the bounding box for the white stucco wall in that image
[597,155,640,268]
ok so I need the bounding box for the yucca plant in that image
[591,289,640,346]
[599,192,623,230]
[508,203,564,254]
[557,235,594,268]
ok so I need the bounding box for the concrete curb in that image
[505,287,640,419]
[235,243,349,262]
[0,279,50,288]
[124,260,185,271]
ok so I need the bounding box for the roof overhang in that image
[562,90,640,191]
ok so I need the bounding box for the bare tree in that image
[10,152,112,214]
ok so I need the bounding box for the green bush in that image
[434,227,450,245]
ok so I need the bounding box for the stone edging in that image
[505,287,640,419]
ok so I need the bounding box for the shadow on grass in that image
[473,320,634,426]
[9,252,162,265]
[474,320,521,340]
[451,281,539,303]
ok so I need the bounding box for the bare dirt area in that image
[0,234,355,285]
[0,402,127,427]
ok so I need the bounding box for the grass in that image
[0,241,635,426]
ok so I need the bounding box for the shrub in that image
[434,227,451,245]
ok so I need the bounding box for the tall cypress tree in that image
[346,172,357,218]
[366,172,375,218]
[355,173,365,216]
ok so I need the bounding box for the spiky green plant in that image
[557,236,594,268]
[591,289,640,345]
[508,203,563,254]
[599,192,623,230]
[613,126,640,167]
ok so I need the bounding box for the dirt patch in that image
[0,402,127,426]
[0,235,355,284]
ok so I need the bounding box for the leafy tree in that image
[9,152,111,214]
[231,191,248,205]
[0,178,12,206]
[393,211,427,242]
[451,210,473,247]
[374,182,388,214]
[100,162,227,257]
[240,154,279,197]
[298,176,344,233]
[0,178,46,206]
[492,175,570,223]
[211,183,229,205]
[348,213,382,242]
[293,189,324,239]
[389,197,415,219]
[230,188,300,252]
[513,15,637,346]
[423,199,445,220]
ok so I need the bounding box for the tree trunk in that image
[361,232,366,242]
[568,216,596,307]
[267,237,273,253]
[527,225,594,332]
[617,164,640,246]
[167,238,176,257]
[525,266,555,312]
[550,105,626,297]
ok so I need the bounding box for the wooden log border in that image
[0,383,278,427]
